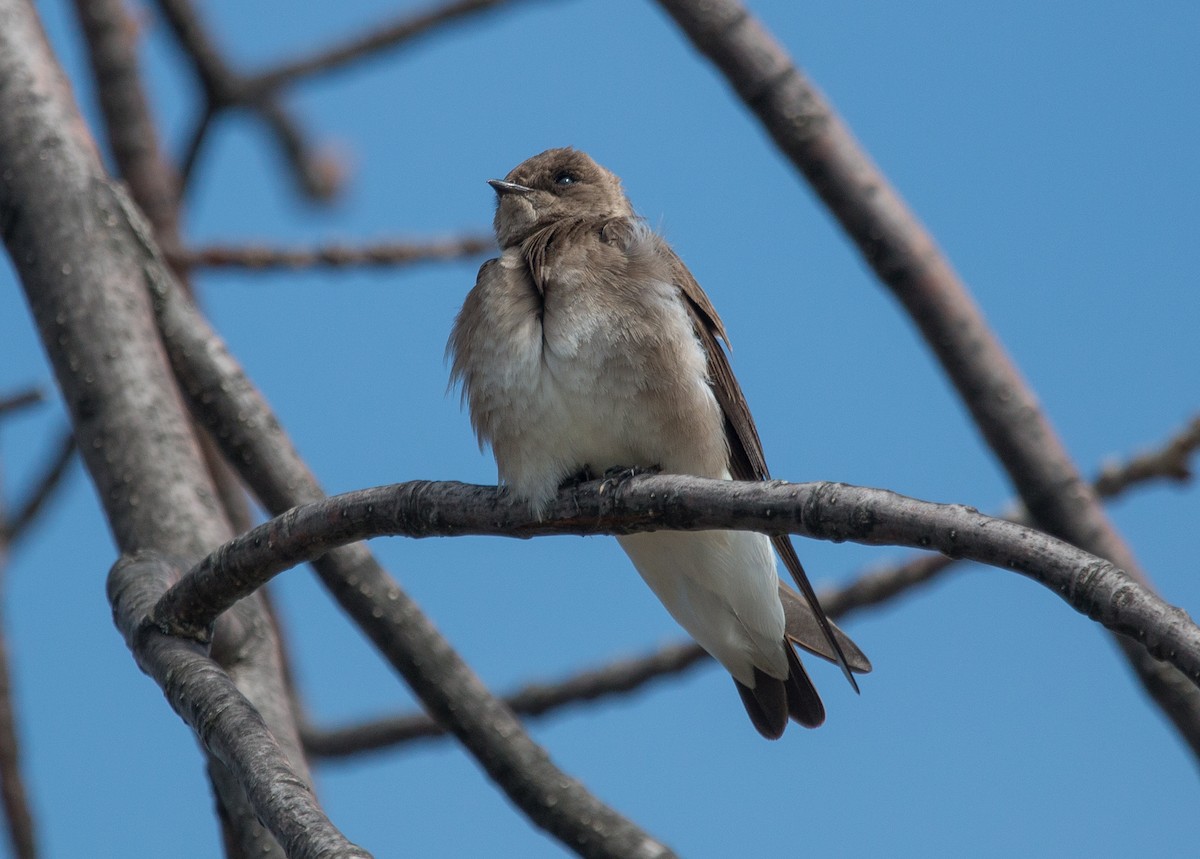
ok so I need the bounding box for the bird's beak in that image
[488,179,533,197]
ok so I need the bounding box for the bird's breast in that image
[460,242,728,508]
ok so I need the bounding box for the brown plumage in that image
[450,148,869,738]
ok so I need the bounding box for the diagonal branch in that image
[653,0,1200,759]
[0,2,354,853]
[250,0,558,93]
[109,553,369,859]
[168,235,493,271]
[74,1,321,852]
[3,429,75,548]
[0,474,38,858]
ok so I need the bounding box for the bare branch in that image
[151,0,338,200]
[0,4,336,853]
[0,603,35,859]
[1095,415,1200,498]
[306,413,1200,758]
[250,0,557,93]
[653,0,1200,757]
[305,642,709,756]
[0,475,38,857]
[148,238,678,859]
[3,430,75,547]
[73,0,183,244]
[168,235,493,271]
[148,476,1200,687]
[0,389,43,420]
[109,554,369,859]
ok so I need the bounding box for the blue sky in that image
[2,0,1198,856]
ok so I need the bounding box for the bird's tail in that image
[734,641,825,739]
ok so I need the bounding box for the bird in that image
[448,147,869,738]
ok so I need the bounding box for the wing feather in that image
[663,242,861,692]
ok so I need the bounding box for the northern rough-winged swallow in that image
[449,148,869,738]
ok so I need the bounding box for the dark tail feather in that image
[783,641,825,728]
[734,672,788,740]
[734,643,825,738]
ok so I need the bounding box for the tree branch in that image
[2,429,75,547]
[0,475,37,857]
[303,412,1200,758]
[109,553,369,859]
[1094,415,1200,498]
[151,0,339,199]
[249,0,557,93]
[0,3,350,854]
[304,642,709,756]
[0,389,43,420]
[653,0,1200,758]
[167,235,493,271]
[146,476,1200,686]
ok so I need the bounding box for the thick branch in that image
[149,477,1200,686]
[167,235,493,271]
[109,554,369,859]
[0,3,347,854]
[74,1,325,852]
[653,0,1200,754]
[306,414,1200,757]
[73,0,182,243]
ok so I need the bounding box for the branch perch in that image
[149,476,1200,686]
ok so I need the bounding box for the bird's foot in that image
[599,464,661,495]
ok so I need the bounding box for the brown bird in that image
[449,148,869,738]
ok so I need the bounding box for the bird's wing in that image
[664,241,861,691]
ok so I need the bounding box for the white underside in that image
[617,528,788,687]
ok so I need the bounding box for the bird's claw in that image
[598,464,661,495]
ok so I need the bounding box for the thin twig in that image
[152,0,337,199]
[1095,416,1200,498]
[0,390,43,420]
[250,0,553,93]
[3,430,75,547]
[0,603,35,859]
[0,472,37,857]
[168,235,493,271]
[304,642,709,756]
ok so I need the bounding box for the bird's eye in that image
[554,171,578,186]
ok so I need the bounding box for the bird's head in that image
[489,148,633,248]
